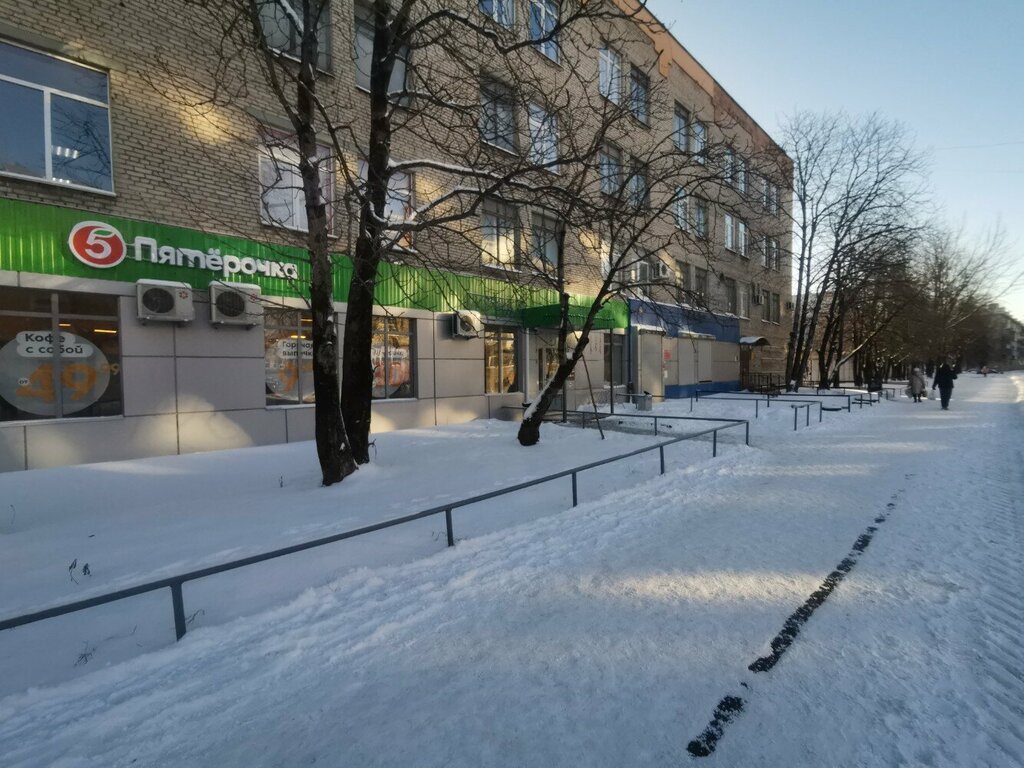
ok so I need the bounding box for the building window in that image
[694,267,709,301]
[626,157,648,208]
[770,183,780,214]
[0,288,121,422]
[599,144,622,196]
[265,309,317,406]
[722,277,738,314]
[737,219,748,258]
[673,104,689,152]
[527,102,558,167]
[770,293,781,323]
[692,121,707,164]
[737,281,750,318]
[480,79,516,152]
[768,237,780,270]
[693,199,708,238]
[372,316,415,399]
[723,146,735,186]
[259,142,333,233]
[598,45,620,104]
[484,326,519,393]
[480,0,514,27]
[738,157,749,194]
[260,0,332,70]
[356,161,414,247]
[761,176,770,210]
[724,213,735,251]
[761,288,772,316]
[529,0,559,61]
[530,212,561,270]
[676,261,690,291]
[354,3,408,97]
[674,187,688,231]
[481,199,519,267]
[0,40,113,193]
[628,66,649,123]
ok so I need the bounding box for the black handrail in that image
[565,409,750,448]
[0,420,746,643]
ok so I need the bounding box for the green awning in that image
[519,299,628,330]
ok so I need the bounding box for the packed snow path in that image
[1,374,1022,767]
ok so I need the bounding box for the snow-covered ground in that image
[1,374,1022,767]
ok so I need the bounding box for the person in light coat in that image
[909,367,926,402]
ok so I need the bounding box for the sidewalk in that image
[1,374,1021,767]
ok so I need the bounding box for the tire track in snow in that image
[686,486,907,758]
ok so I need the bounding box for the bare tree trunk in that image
[295,1,357,485]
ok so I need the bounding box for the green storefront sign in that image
[0,198,627,329]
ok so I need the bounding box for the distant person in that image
[932,362,958,410]
[981,365,989,377]
[909,368,926,402]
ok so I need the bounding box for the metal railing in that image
[565,409,750,449]
[0,420,745,644]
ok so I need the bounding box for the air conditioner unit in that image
[210,282,263,328]
[752,286,765,305]
[656,260,671,279]
[137,279,194,324]
[452,310,483,338]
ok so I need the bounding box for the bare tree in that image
[781,111,927,389]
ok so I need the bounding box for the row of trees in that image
[781,111,1021,389]
[163,0,789,484]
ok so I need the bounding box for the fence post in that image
[712,429,718,457]
[659,445,665,474]
[571,472,578,507]
[653,416,658,435]
[793,406,798,431]
[818,403,823,422]
[806,404,810,427]
[171,582,187,641]
[445,508,455,547]
[755,399,759,418]
[745,421,749,446]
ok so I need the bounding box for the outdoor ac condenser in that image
[452,310,483,338]
[136,279,194,324]
[209,282,263,328]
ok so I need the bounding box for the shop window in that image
[484,326,518,393]
[0,287,121,422]
[264,308,316,405]
[0,39,112,192]
[372,316,415,399]
[538,346,572,389]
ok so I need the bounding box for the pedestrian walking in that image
[909,367,926,402]
[932,362,957,410]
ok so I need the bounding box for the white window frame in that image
[480,79,516,153]
[527,102,558,169]
[529,0,559,61]
[673,104,690,152]
[481,199,519,268]
[628,65,649,123]
[674,187,688,231]
[481,0,515,28]
[738,157,749,194]
[737,281,750,318]
[0,39,114,195]
[724,213,735,251]
[598,45,621,104]
[737,219,748,258]
[692,121,707,163]
[599,144,622,196]
[259,143,334,233]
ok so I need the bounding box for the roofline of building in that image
[615,0,792,166]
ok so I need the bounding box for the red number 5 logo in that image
[68,221,127,269]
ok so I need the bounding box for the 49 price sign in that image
[0,331,116,416]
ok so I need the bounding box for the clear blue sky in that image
[646,0,1024,321]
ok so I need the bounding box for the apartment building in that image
[0,0,792,471]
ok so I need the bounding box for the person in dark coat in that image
[932,362,957,410]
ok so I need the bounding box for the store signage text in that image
[68,221,300,280]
